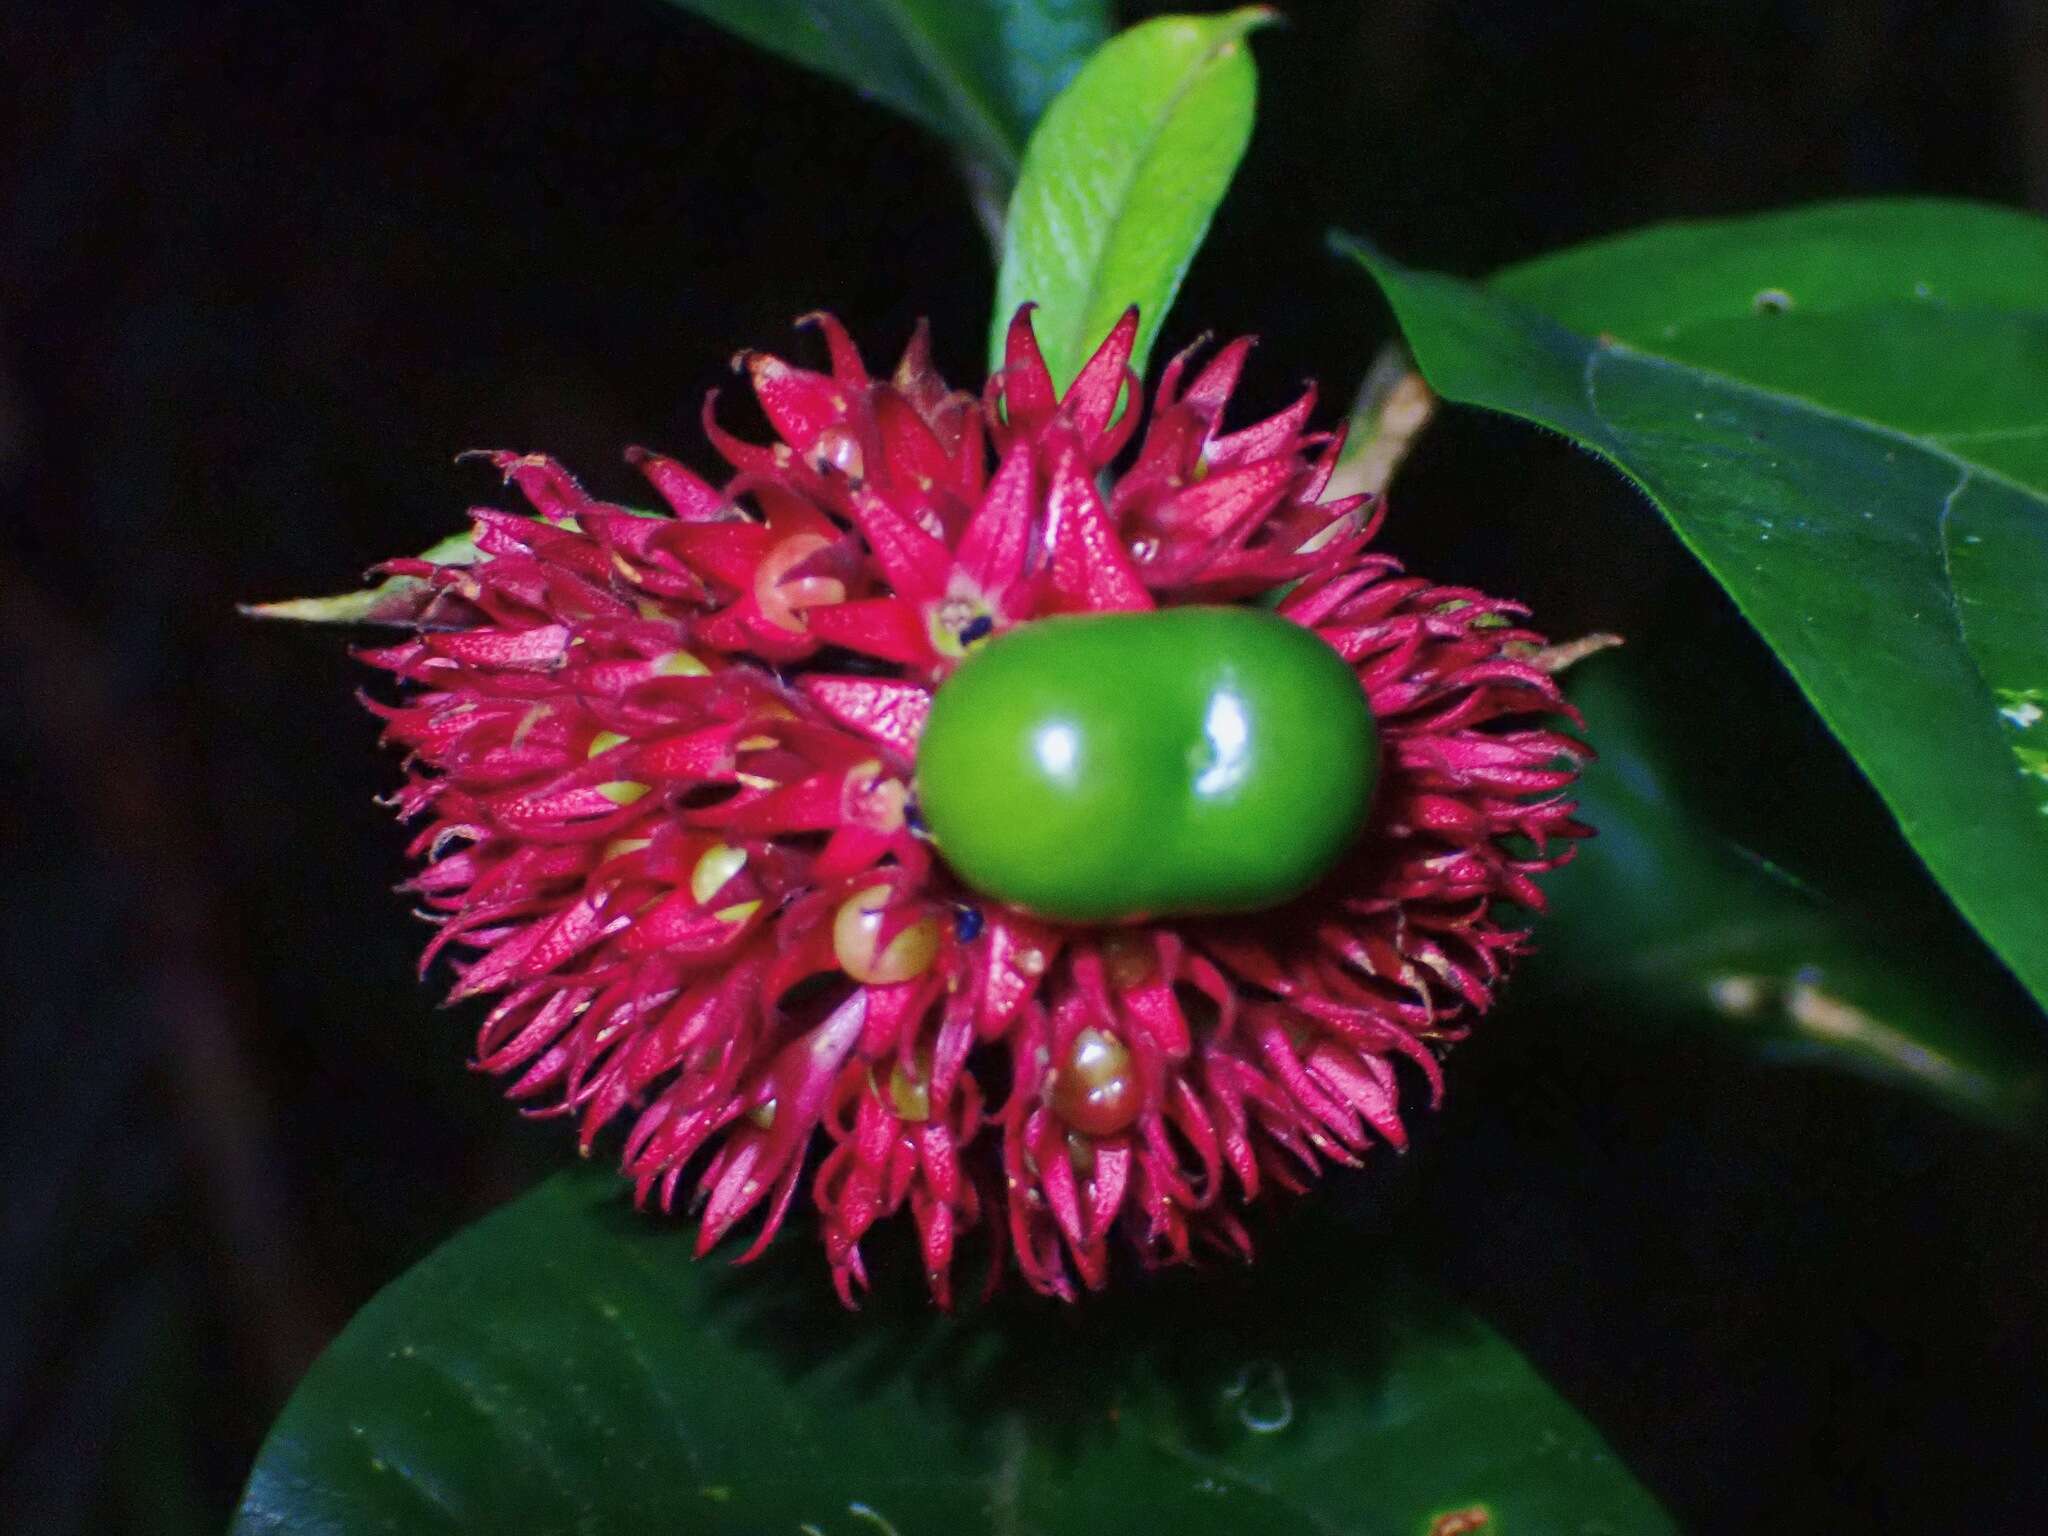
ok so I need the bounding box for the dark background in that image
[4,1,2046,1531]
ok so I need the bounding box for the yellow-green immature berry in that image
[1051,1027,1142,1137]
[888,1057,933,1122]
[832,885,942,984]
[754,532,845,632]
[587,729,649,806]
[652,649,710,677]
[690,843,748,905]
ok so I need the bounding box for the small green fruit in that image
[914,606,1379,923]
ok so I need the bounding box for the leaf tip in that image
[1325,228,1379,264]
[1225,4,1285,38]
[240,595,358,624]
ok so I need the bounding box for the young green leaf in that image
[1540,656,2045,1130]
[233,1168,1676,1536]
[1336,201,2048,1014]
[240,529,480,626]
[991,8,1271,389]
[660,0,1109,184]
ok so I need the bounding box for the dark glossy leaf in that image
[1337,201,2048,1012]
[661,0,1110,182]
[991,9,1271,388]
[1541,654,2045,1130]
[234,1168,1675,1535]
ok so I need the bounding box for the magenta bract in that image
[360,305,1589,1304]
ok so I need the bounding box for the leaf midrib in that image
[862,0,1022,176]
[1567,332,2048,995]
[1585,332,2045,507]
[1577,337,2034,801]
[1053,25,1246,368]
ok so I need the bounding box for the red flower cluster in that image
[363,307,1587,1303]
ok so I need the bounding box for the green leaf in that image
[241,530,480,626]
[661,0,1110,183]
[1336,200,2048,1013]
[1541,654,2045,1130]
[991,9,1271,390]
[234,1168,1675,1535]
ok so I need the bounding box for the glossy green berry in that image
[914,606,1379,924]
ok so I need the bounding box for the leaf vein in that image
[1143,1431,1347,1536]
[1060,26,1246,364]
[586,1292,704,1476]
[356,1434,467,1528]
[1601,339,2042,505]
[1934,463,1976,657]
[865,0,1020,174]
[407,1345,584,1503]
[1932,423,2048,445]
